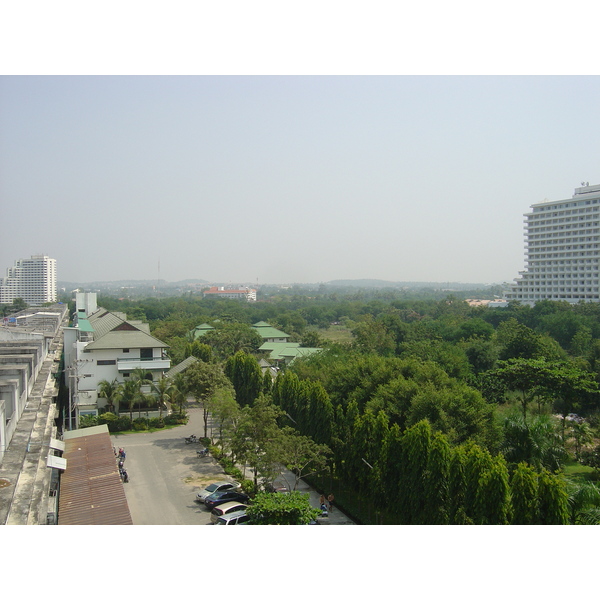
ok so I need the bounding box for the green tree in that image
[510,462,539,524]
[151,376,172,419]
[474,454,511,525]
[232,395,284,490]
[97,378,121,414]
[422,430,451,524]
[210,387,240,450]
[120,378,142,422]
[185,340,213,362]
[537,469,570,525]
[11,297,27,312]
[491,359,561,420]
[169,372,190,416]
[568,420,594,461]
[224,351,263,408]
[279,428,332,491]
[501,412,566,472]
[245,491,321,525]
[185,360,234,438]
[201,322,263,359]
[566,480,600,524]
[399,420,431,524]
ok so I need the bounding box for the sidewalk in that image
[273,470,356,525]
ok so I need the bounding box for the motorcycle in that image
[197,447,209,457]
[184,435,200,444]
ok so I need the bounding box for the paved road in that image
[111,401,355,525]
[111,403,227,525]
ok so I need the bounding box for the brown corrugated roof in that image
[59,426,132,525]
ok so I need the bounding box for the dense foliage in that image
[91,290,600,524]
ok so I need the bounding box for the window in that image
[97,360,116,366]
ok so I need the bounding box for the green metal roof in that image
[252,321,290,339]
[77,318,94,333]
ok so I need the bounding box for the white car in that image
[210,502,249,524]
[195,481,241,503]
[215,510,253,525]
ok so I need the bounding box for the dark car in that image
[195,480,241,503]
[204,489,249,509]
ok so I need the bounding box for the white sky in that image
[1,4,599,286]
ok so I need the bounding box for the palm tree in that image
[170,373,189,416]
[569,420,594,461]
[121,378,142,422]
[131,368,153,418]
[501,412,566,471]
[566,480,600,524]
[98,379,122,414]
[151,376,173,419]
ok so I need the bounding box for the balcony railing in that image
[117,357,170,371]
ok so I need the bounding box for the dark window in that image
[97,360,116,366]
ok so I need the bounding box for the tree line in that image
[84,293,600,524]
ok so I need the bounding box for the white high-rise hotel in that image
[0,254,57,306]
[508,183,600,304]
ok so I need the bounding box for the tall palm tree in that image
[569,420,594,461]
[131,368,152,418]
[151,376,173,419]
[170,373,189,416]
[98,378,122,414]
[121,378,142,422]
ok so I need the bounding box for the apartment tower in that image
[508,183,600,304]
[0,254,57,306]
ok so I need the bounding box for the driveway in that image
[111,403,230,525]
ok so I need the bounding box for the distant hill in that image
[59,279,209,290]
[326,279,497,290]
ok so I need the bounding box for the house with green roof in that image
[192,323,215,339]
[252,321,291,343]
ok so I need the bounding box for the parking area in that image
[111,403,232,525]
[111,400,354,525]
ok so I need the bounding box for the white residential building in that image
[63,293,170,426]
[0,255,57,306]
[508,183,600,304]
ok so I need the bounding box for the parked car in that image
[214,510,253,525]
[195,481,241,503]
[210,501,249,523]
[205,490,249,509]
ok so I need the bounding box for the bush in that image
[210,445,223,460]
[241,479,256,495]
[79,414,99,428]
[132,418,149,431]
[98,412,118,425]
[115,416,132,432]
[164,413,188,425]
[148,417,165,429]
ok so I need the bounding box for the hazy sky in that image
[1,75,599,285]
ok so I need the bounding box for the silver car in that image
[195,481,241,504]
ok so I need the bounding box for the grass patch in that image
[563,458,598,483]
[318,325,353,344]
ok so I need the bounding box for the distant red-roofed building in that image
[202,286,257,301]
